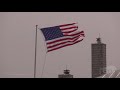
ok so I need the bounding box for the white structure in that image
[97,69,120,78]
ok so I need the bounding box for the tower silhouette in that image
[91,37,106,78]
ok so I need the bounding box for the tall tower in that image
[58,69,73,78]
[92,37,106,78]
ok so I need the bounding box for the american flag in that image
[40,23,85,52]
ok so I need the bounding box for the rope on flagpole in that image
[41,52,47,78]
[39,28,48,78]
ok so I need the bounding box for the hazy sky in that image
[0,12,120,78]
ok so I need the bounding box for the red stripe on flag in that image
[62,29,77,33]
[47,39,83,52]
[64,31,84,36]
[80,31,84,33]
[47,36,81,49]
[59,23,76,27]
[81,34,85,37]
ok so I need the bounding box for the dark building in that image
[92,37,106,78]
[58,69,73,78]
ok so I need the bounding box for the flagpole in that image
[34,25,38,78]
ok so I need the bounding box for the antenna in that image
[64,65,70,74]
[96,33,102,43]
[66,65,68,70]
[99,33,100,38]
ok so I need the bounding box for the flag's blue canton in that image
[41,26,64,41]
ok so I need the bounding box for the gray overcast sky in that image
[0,12,120,78]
